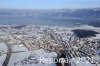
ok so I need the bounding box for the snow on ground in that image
[71,25,100,31]
[32,49,57,58]
[71,57,100,66]
[8,51,32,66]
[0,43,7,66]
[0,43,7,53]
[0,54,7,66]
[8,49,57,66]
[91,34,100,39]
[92,55,100,62]
[12,45,28,52]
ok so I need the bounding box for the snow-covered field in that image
[0,54,7,66]
[71,57,100,66]
[12,45,28,52]
[0,43,7,66]
[0,43,7,53]
[8,49,57,66]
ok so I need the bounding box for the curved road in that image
[3,43,12,66]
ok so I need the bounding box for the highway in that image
[3,43,12,66]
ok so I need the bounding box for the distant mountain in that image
[88,22,100,27]
[0,8,100,19]
[0,8,100,25]
[41,8,100,20]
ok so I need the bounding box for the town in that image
[0,24,100,66]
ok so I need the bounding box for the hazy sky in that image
[0,0,100,9]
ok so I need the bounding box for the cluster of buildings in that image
[0,24,100,66]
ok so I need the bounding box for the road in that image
[3,43,12,66]
[50,32,72,66]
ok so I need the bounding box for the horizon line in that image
[0,7,100,10]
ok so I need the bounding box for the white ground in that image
[71,57,100,66]
[0,43,7,53]
[8,48,57,66]
[12,45,28,52]
[0,43,7,66]
[0,54,7,66]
